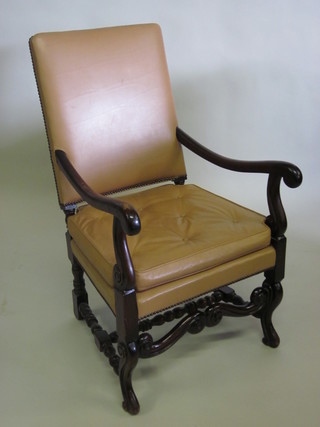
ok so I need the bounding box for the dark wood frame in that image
[55,128,302,414]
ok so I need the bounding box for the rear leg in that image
[71,256,88,320]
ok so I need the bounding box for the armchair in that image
[29,24,302,414]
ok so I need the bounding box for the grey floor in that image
[1,139,319,427]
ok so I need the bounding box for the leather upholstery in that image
[72,240,275,319]
[68,184,276,318]
[29,24,186,206]
[30,23,277,319]
[29,23,301,415]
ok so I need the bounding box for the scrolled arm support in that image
[113,218,136,291]
[176,127,302,237]
[266,173,286,236]
[55,149,141,236]
[55,149,139,292]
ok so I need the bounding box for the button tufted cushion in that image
[68,184,275,296]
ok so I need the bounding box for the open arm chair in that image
[29,24,302,415]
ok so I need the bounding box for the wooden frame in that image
[54,128,302,414]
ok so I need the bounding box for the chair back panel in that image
[30,24,186,206]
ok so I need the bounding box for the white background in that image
[1,1,319,216]
[1,2,319,426]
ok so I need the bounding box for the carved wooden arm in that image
[55,149,141,237]
[56,149,139,292]
[176,127,302,237]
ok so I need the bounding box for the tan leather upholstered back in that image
[30,24,186,206]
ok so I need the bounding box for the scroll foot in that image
[259,281,283,348]
[118,342,140,415]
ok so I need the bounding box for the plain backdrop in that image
[1,2,319,427]
[1,1,319,220]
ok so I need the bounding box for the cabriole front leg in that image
[257,280,283,348]
[256,233,286,347]
[113,216,141,414]
[114,282,140,414]
[118,341,140,415]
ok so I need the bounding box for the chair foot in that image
[259,281,283,348]
[262,335,279,348]
[122,394,140,415]
[118,342,140,415]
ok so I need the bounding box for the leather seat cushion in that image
[70,241,275,318]
[67,184,274,293]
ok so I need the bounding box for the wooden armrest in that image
[55,149,141,236]
[177,127,302,189]
[177,127,302,237]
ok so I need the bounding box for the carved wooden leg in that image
[259,280,283,348]
[113,219,140,414]
[71,258,88,320]
[114,282,140,414]
[118,341,140,415]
